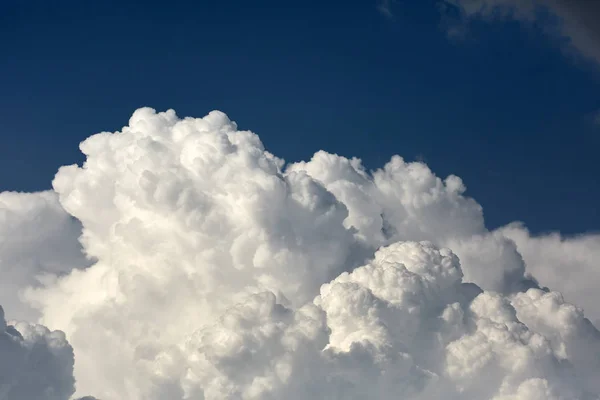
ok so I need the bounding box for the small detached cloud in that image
[594,109,600,126]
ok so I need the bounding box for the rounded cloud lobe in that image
[499,223,600,323]
[0,306,75,400]
[1,108,599,399]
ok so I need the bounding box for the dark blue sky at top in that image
[1,0,599,234]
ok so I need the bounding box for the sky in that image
[2,0,599,235]
[3,2,600,399]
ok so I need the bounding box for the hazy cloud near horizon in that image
[1,108,600,399]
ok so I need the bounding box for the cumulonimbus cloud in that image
[1,108,599,399]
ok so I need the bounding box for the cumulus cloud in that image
[286,150,532,293]
[1,107,599,399]
[499,222,600,324]
[0,306,76,400]
[442,0,600,65]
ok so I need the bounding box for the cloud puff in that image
[1,108,599,399]
[499,222,600,324]
[286,150,536,293]
[442,0,600,65]
[0,306,75,400]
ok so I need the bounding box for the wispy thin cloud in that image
[377,0,395,19]
[594,109,600,126]
[440,0,600,66]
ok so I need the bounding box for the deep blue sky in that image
[2,0,599,234]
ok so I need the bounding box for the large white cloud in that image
[286,150,538,294]
[1,108,599,399]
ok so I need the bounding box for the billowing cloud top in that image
[1,108,599,399]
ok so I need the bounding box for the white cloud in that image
[0,306,76,400]
[1,108,599,399]
[498,222,600,324]
[286,150,531,293]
